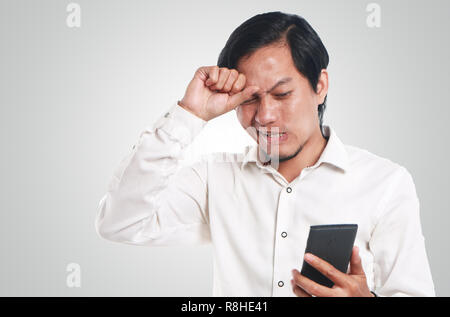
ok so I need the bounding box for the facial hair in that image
[260,143,304,166]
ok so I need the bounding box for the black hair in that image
[217,11,329,137]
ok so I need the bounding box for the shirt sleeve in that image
[95,102,211,246]
[369,166,435,296]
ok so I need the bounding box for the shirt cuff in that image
[152,101,208,146]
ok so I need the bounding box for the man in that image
[95,11,435,297]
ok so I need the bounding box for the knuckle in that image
[226,75,236,84]
[325,269,334,278]
[235,75,246,89]
[231,83,243,92]
[235,74,244,85]
[211,66,219,78]
[218,69,229,81]
[310,284,318,295]
[230,69,239,78]
[226,79,236,89]
[209,66,219,74]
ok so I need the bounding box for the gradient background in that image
[1,0,449,296]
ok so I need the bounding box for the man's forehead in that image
[238,63,295,89]
[245,76,293,92]
[236,43,292,71]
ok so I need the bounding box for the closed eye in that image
[240,98,257,105]
[274,91,292,97]
[240,91,292,105]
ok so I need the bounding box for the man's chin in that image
[258,144,303,163]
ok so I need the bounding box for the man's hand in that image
[179,66,260,121]
[291,246,375,297]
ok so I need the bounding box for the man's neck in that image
[275,131,328,184]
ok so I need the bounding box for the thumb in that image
[226,86,260,111]
[349,246,365,276]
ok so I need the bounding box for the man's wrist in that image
[152,101,207,146]
[177,100,204,120]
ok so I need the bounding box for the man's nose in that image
[254,96,278,126]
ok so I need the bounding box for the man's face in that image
[235,43,327,162]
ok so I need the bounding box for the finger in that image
[292,269,334,297]
[230,73,246,94]
[349,246,365,275]
[210,68,230,91]
[205,66,219,86]
[291,279,311,297]
[222,69,239,93]
[304,253,349,287]
[225,85,260,111]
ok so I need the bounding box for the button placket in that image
[272,185,294,295]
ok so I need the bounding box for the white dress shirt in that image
[95,102,435,297]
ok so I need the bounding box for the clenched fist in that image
[178,66,260,121]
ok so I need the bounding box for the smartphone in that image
[300,224,358,288]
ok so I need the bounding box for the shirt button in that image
[278,281,284,287]
[164,112,170,118]
[286,187,292,193]
[281,231,287,238]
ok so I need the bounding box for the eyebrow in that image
[267,77,292,93]
[241,77,293,104]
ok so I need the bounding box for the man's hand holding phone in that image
[178,66,260,122]
[291,246,375,297]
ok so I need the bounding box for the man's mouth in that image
[257,130,288,144]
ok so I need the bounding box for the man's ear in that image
[316,69,329,105]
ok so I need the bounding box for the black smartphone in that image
[300,224,358,288]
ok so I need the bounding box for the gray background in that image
[0,0,449,296]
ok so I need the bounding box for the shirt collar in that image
[240,125,350,172]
